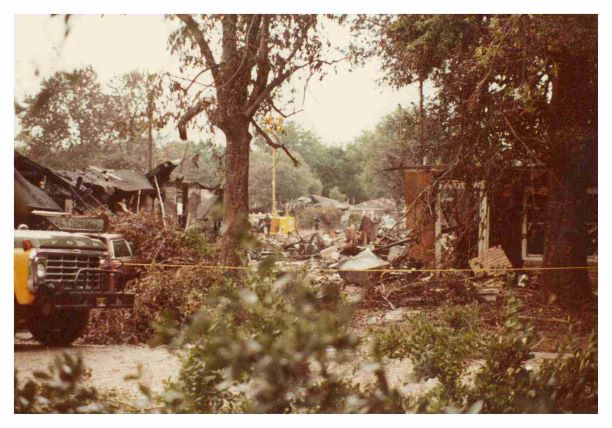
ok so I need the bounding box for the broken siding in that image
[404,169,436,263]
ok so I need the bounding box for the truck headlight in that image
[36,259,47,279]
[27,250,47,292]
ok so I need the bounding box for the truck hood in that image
[14,230,107,251]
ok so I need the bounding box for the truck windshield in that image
[44,216,107,233]
[112,239,132,257]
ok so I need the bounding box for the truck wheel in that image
[26,308,90,347]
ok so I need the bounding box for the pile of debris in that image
[251,216,527,312]
[251,213,415,280]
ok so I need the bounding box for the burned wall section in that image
[404,169,436,264]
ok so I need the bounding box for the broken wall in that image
[404,169,436,264]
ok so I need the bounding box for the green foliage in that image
[375,304,481,400]
[264,122,369,202]
[440,302,479,331]
[534,333,598,413]
[375,298,598,413]
[249,148,322,212]
[371,324,408,360]
[82,212,222,344]
[463,300,597,413]
[181,226,218,259]
[18,293,597,414]
[16,68,172,170]
[158,272,360,413]
[15,353,109,414]
[465,298,538,412]
[16,67,116,169]
[351,107,419,201]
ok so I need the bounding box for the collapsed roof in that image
[55,167,156,195]
[14,170,63,223]
[14,152,98,214]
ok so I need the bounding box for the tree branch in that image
[176,15,220,85]
[219,15,262,90]
[177,97,212,140]
[246,17,272,117]
[269,98,303,118]
[251,119,300,167]
[244,64,306,118]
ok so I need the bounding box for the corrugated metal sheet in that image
[55,167,155,193]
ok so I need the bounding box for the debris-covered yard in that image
[13,12,599,415]
[16,209,597,411]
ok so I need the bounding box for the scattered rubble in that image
[320,245,341,261]
[386,245,407,264]
[249,204,530,315]
[337,248,389,286]
[469,245,512,277]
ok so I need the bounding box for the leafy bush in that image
[533,334,597,413]
[464,299,598,413]
[17,294,597,414]
[371,324,409,360]
[156,271,361,413]
[373,304,481,400]
[383,298,598,413]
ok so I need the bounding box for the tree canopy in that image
[16,68,172,170]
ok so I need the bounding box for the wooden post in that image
[272,147,277,218]
[153,175,166,226]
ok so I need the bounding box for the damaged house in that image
[15,152,99,226]
[148,160,222,229]
[54,167,157,214]
[401,165,598,270]
[14,152,221,230]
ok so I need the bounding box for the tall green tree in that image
[107,71,172,170]
[16,68,173,171]
[278,122,366,202]
[248,148,322,212]
[351,106,419,203]
[169,15,336,266]
[359,15,597,303]
[16,67,117,169]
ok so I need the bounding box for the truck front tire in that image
[26,308,90,347]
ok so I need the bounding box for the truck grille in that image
[43,252,104,290]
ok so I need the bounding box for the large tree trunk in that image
[541,146,590,303]
[219,124,252,267]
[541,55,595,304]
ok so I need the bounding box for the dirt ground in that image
[14,331,429,398]
[15,329,561,405]
[14,333,181,398]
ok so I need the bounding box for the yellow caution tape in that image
[122,262,597,274]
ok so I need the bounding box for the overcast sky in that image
[15,15,421,145]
